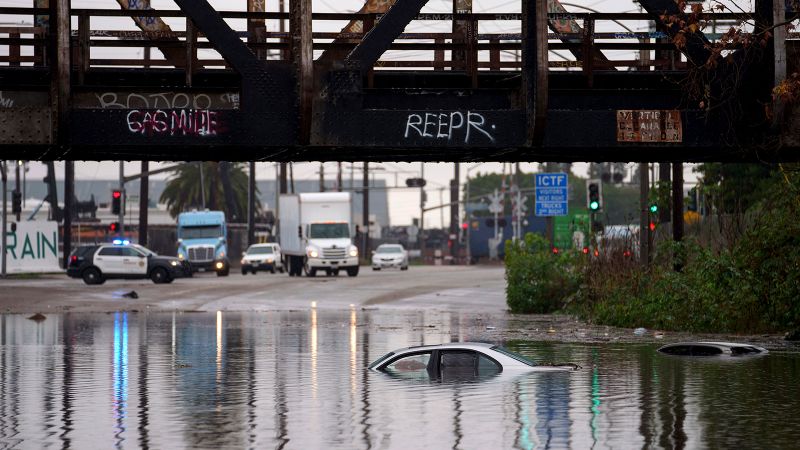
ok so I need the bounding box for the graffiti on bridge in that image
[126,109,226,137]
[93,92,240,110]
[404,111,497,144]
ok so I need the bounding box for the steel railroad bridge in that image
[0,0,796,162]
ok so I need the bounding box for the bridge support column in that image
[522,0,548,146]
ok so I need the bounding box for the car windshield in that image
[490,346,536,366]
[377,247,403,254]
[368,352,396,370]
[309,223,349,239]
[132,244,156,256]
[180,225,222,239]
[247,246,274,255]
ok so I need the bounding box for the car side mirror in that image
[371,251,376,255]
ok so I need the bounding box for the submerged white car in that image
[241,243,284,274]
[369,342,578,381]
[371,244,409,271]
[657,341,768,356]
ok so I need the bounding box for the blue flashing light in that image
[112,239,130,245]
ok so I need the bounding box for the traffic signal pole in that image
[139,161,149,246]
[119,162,125,238]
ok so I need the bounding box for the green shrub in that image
[505,233,582,313]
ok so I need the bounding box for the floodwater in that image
[1,310,799,449]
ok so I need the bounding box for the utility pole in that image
[363,162,370,258]
[279,162,288,194]
[450,163,460,261]
[118,162,125,238]
[64,161,73,267]
[639,162,650,266]
[14,161,20,222]
[319,162,325,192]
[139,161,149,246]
[199,162,206,208]
[274,163,281,242]
[1,161,7,278]
[337,162,343,192]
[659,162,671,224]
[672,162,684,271]
[248,161,256,246]
[419,162,425,259]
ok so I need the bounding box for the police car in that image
[67,240,192,285]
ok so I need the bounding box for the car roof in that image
[248,243,277,248]
[395,342,495,353]
[377,244,404,248]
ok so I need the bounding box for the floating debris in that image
[633,327,647,336]
[486,326,496,330]
[27,313,46,322]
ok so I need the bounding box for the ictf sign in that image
[535,173,568,216]
[3,221,60,273]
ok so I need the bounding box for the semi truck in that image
[279,192,360,277]
[176,210,230,276]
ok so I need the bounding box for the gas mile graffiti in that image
[126,109,226,137]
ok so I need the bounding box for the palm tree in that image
[160,162,260,222]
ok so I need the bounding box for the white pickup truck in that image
[279,192,360,277]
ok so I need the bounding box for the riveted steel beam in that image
[345,0,429,73]
[523,0,548,146]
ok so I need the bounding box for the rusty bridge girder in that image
[0,1,795,162]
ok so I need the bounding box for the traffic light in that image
[11,190,21,214]
[586,179,602,211]
[108,222,120,233]
[649,221,656,232]
[649,203,658,213]
[111,190,122,215]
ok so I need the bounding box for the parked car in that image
[371,244,409,271]
[67,240,192,285]
[369,342,578,381]
[241,243,284,274]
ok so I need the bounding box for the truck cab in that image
[177,210,230,276]
[303,221,359,277]
[279,192,360,277]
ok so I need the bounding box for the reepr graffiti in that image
[404,111,496,144]
[0,92,13,108]
[126,109,226,137]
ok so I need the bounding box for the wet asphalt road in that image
[0,265,507,314]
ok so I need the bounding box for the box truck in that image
[279,192,359,277]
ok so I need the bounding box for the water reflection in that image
[0,311,799,449]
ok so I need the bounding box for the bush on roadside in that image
[505,233,582,314]
[568,177,800,333]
